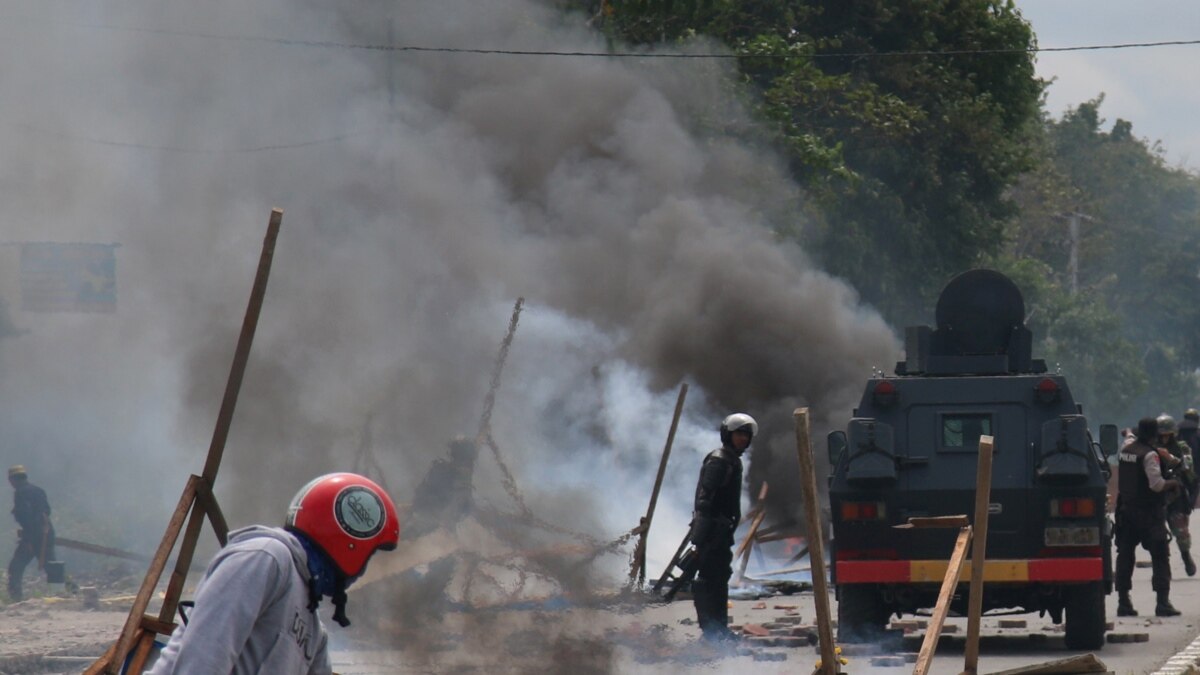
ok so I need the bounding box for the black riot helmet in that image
[1136,417,1160,443]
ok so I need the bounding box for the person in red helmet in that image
[148,473,399,674]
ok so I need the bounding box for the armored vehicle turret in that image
[827,269,1117,650]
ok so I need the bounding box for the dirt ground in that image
[3,572,1198,674]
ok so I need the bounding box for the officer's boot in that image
[1116,591,1137,617]
[1183,548,1197,577]
[1155,590,1182,617]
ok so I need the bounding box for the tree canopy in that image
[560,0,1200,422]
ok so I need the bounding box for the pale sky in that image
[1015,1,1200,170]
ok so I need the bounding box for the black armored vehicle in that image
[827,269,1117,650]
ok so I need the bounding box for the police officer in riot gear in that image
[1116,417,1183,617]
[690,413,757,641]
[1158,414,1196,576]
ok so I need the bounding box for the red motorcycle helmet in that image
[285,472,399,577]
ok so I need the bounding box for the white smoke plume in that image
[0,0,899,616]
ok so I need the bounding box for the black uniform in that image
[690,446,743,638]
[1115,439,1171,596]
[8,479,54,601]
[1179,417,1200,498]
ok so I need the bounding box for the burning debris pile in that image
[337,297,650,669]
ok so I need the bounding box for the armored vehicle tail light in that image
[1035,377,1061,404]
[1049,497,1095,518]
[872,380,898,407]
[840,501,887,521]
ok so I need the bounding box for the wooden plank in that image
[99,476,199,674]
[152,210,283,647]
[139,615,177,636]
[732,483,770,585]
[894,515,971,529]
[794,408,837,675]
[913,526,973,675]
[194,477,230,547]
[81,640,119,675]
[964,435,995,674]
[56,537,150,563]
[630,382,688,586]
[983,653,1108,675]
[124,633,156,675]
[94,210,283,675]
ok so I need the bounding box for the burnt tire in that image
[1064,582,1106,650]
[837,585,890,643]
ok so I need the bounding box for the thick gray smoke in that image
[0,0,898,646]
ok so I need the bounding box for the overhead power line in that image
[26,18,1200,60]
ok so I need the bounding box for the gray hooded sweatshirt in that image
[147,525,332,675]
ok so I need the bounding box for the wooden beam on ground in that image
[794,408,838,675]
[56,537,151,563]
[629,382,688,587]
[963,435,996,675]
[982,653,1107,675]
[913,525,973,675]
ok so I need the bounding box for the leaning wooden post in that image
[630,382,688,587]
[914,525,973,675]
[795,408,837,675]
[962,435,995,674]
[94,209,283,675]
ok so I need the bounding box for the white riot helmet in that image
[720,413,758,448]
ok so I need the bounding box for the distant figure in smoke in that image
[689,413,756,642]
[6,465,55,602]
[406,436,479,539]
[394,436,479,623]
[148,473,399,675]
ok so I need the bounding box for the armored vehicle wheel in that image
[1063,581,1106,650]
[836,585,890,643]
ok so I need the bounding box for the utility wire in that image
[20,17,1200,59]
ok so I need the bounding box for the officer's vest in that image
[1118,440,1165,510]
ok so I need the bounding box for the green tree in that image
[569,0,1044,325]
[1005,98,1200,420]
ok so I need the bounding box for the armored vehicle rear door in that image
[903,403,1027,535]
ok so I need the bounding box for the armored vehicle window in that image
[941,413,992,450]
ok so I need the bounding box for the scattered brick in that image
[774,636,809,648]
[998,619,1026,629]
[774,604,798,610]
[790,626,818,643]
[1105,621,1115,630]
[746,636,776,647]
[752,601,768,610]
[941,624,959,634]
[836,643,879,656]
[775,615,804,625]
[741,624,770,637]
